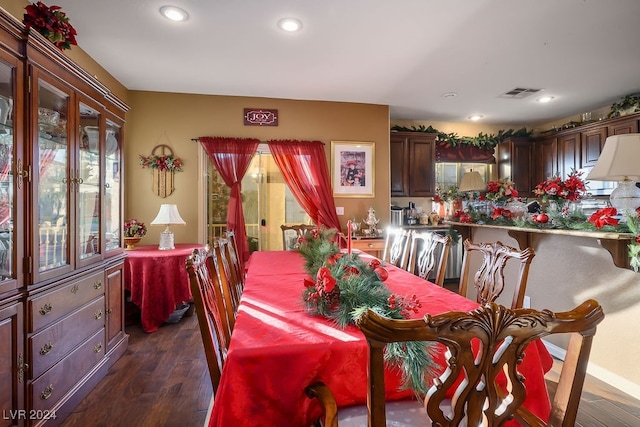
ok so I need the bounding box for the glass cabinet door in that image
[36,78,71,275]
[0,54,19,293]
[104,120,121,252]
[78,102,102,261]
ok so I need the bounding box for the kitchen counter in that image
[444,221,635,270]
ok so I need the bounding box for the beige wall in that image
[125,91,390,245]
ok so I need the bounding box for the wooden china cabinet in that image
[0,9,129,426]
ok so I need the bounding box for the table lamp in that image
[587,133,640,217]
[150,204,186,250]
[459,170,486,205]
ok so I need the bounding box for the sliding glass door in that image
[205,144,310,251]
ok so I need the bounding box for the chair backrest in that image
[406,230,451,286]
[185,248,231,392]
[381,227,410,269]
[459,239,535,309]
[212,238,241,323]
[281,224,317,251]
[219,233,245,299]
[356,300,604,427]
[223,229,245,280]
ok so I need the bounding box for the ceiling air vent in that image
[499,88,542,99]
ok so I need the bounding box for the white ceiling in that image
[54,0,640,126]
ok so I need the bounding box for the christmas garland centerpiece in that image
[297,228,438,394]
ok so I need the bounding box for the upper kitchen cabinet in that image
[390,132,436,197]
[558,132,581,179]
[533,135,558,186]
[497,137,533,197]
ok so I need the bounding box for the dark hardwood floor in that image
[62,309,640,427]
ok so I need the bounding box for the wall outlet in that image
[523,295,531,309]
[335,206,344,215]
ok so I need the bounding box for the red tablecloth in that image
[209,251,553,426]
[123,243,202,332]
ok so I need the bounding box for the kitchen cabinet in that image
[608,116,638,135]
[581,127,607,168]
[558,132,581,178]
[0,9,129,425]
[533,135,558,185]
[390,132,436,197]
[497,137,533,197]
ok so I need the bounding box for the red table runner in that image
[209,251,552,425]
[123,243,201,332]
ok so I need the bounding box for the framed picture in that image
[331,140,375,197]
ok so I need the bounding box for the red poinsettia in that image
[485,178,518,203]
[23,2,77,50]
[492,207,513,220]
[588,207,619,229]
[533,169,587,203]
[316,267,337,293]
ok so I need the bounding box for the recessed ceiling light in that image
[536,96,554,103]
[278,18,303,32]
[468,115,483,121]
[160,6,189,22]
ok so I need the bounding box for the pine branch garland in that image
[298,229,439,395]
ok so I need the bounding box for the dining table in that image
[208,250,553,426]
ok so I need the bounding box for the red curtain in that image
[199,137,259,263]
[267,139,341,232]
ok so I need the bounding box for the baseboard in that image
[542,339,640,401]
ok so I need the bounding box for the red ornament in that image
[534,213,549,223]
[374,266,388,281]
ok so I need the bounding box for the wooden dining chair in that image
[406,230,451,286]
[185,248,231,392]
[281,223,317,251]
[223,229,245,280]
[306,299,604,427]
[220,232,245,300]
[212,238,241,323]
[459,238,536,309]
[381,226,410,269]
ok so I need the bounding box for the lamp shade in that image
[150,204,186,226]
[587,134,640,181]
[459,171,486,192]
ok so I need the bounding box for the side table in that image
[123,243,202,332]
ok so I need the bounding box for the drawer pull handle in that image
[41,385,53,400]
[94,309,103,320]
[71,284,79,294]
[39,342,53,355]
[39,303,52,315]
[94,281,102,290]
[368,243,373,248]
[94,343,103,353]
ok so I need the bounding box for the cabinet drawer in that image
[29,271,105,332]
[29,328,105,412]
[29,296,105,379]
[352,239,385,251]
